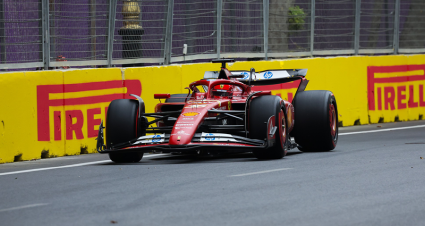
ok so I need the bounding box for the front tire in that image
[106,99,144,163]
[292,91,338,152]
[249,95,287,159]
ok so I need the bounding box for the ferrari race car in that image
[96,59,338,163]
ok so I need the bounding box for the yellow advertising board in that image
[367,64,425,123]
[0,54,424,163]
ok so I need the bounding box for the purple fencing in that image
[0,0,423,71]
[1,0,41,64]
[113,0,168,63]
[49,0,109,61]
[172,0,217,58]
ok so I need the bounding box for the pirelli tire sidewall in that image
[106,99,144,163]
[292,90,338,151]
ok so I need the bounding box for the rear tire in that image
[249,95,287,159]
[292,91,338,152]
[165,94,190,103]
[106,99,144,163]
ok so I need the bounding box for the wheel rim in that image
[329,103,337,144]
[279,110,287,150]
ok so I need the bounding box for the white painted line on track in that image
[339,124,425,136]
[0,154,167,176]
[0,203,49,213]
[1,125,424,176]
[229,168,292,177]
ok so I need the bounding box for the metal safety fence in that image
[0,0,424,71]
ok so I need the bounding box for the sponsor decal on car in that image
[237,70,292,81]
[187,100,222,107]
[184,104,207,108]
[174,130,190,135]
[200,132,238,142]
[205,133,215,141]
[134,134,165,144]
[175,123,194,126]
[263,71,273,79]
[152,135,162,142]
[182,112,199,117]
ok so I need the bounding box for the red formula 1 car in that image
[96,59,338,163]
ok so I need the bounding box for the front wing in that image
[97,132,271,154]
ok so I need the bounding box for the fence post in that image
[42,0,50,69]
[263,0,269,60]
[163,0,174,65]
[216,0,222,59]
[354,0,361,55]
[0,0,7,65]
[310,0,315,56]
[393,0,400,54]
[107,0,117,67]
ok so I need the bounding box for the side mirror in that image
[154,93,171,99]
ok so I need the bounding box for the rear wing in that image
[203,68,309,97]
[232,69,307,86]
[203,69,307,85]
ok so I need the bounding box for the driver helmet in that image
[212,84,231,97]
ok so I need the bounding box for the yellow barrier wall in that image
[0,54,424,163]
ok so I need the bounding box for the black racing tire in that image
[165,94,190,103]
[106,99,144,163]
[249,95,287,159]
[292,90,338,152]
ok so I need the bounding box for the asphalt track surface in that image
[1,121,424,226]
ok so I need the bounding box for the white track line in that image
[229,168,292,177]
[0,154,166,176]
[339,124,425,136]
[0,203,49,213]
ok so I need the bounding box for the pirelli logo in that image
[37,80,141,141]
[367,64,425,111]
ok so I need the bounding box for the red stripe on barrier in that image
[37,80,141,141]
